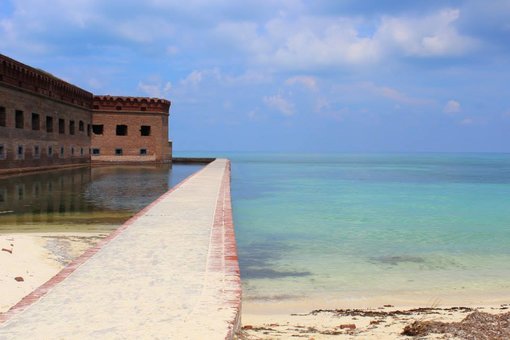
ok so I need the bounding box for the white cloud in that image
[137,80,172,97]
[215,8,477,70]
[376,9,476,57]
[285,76,318,91]
[263,94,294,116]
[336,82,431,106]
[443,100,461,114]
[180,70,206,87]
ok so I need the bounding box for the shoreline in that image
[241,291,510,338]
[242,302,510,339]
[0,232,106,313]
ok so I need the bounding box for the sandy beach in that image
[241,295,510,339]
[0,232,106,313]
[1,233,509,338]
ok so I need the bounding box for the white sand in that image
[0,232,106,313]
[241,298,510,339]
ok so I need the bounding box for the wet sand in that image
[0,232,106,313]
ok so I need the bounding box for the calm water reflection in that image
[0,164,203,233]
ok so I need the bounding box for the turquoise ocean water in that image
[184,152,510,304]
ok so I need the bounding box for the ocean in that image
[2,153,510,306]
[220,153,510,306]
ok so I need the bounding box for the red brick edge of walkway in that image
[212,160,242,338]
[0,160,242,339]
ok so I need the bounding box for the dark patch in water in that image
[369,255,425,266]
[239,240,311,280]
[244,294,305,301]
[243,268,311,279]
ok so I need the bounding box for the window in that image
[46,116,53,133]
[0,106,6,127]
[60,146,65,158]
[87,124,91,136]
[69,120,75,135]
[140,125,151,136]
[15,110,24,129]
[0,144,5,160]
[115,148,123,156]
[48,146,53,157]
[59,119,65,134]
[80,148,84,156]
[116,125,128,136]
[16,145,24,160]
[140,148,148,156]
[79,120,84,132]
[116,106,122,111]
[71,147,75,156]
[33,145,40,159]
[92,148,100,155]
[92,124,103,135]
[32,113,40,130]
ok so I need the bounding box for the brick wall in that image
[91,96,171,163]
[0,84,92,175]
[0,54,172,173]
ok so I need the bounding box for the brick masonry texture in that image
[91,96,171,163]
[0,54,171,174]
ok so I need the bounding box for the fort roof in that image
[0,54,93,108]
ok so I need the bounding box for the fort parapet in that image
[93,96,170,113]
[0,54,93,109]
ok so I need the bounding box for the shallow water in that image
[0,164,203,233]
[182,152,510,304]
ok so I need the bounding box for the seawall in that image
[0,158,241,339]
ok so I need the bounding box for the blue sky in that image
[1,0,509,152]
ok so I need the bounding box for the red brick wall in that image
[0,84,92,175]
[91,111,170,163]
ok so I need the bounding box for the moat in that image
[0,164,203,233]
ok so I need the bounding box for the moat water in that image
[0,164,203,233]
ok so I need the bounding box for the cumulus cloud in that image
[443,100,461,114]
[263,94,294,116]
[285,76,318,91]
[376,9,477,57]
[137,80,172,98]
[215,8,478,70]
[334,82,431,106]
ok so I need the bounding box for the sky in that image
[1,0,509,153]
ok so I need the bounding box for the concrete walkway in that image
[0,159,241,339]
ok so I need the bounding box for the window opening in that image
[46,116,53,133]
[116,125,128,136]
[15,110,24,129]
[0,107,6,127]
[92,124,103,135]
[32,113,40,130]
[59,119,65,134]
[34,145,40,159]
[17,145,24,160]
[69,120,75,135]
[140,125,151,136]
